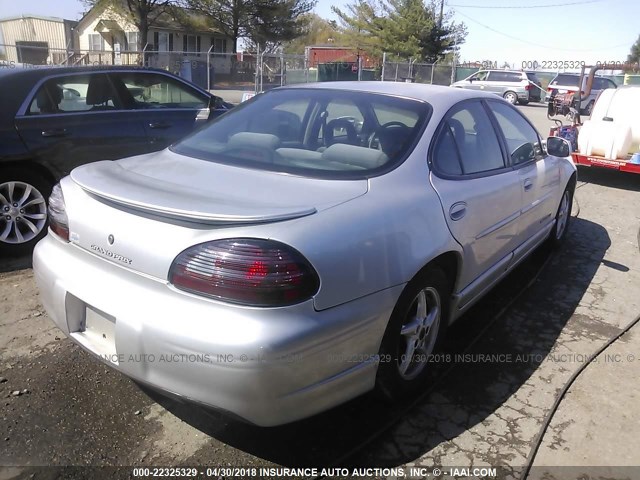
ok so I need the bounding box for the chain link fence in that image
[380,56,478,86]
[0,43,311,95]
[8,42,639,100]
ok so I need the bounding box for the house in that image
[0,15,78,64]
[75,2,233,75]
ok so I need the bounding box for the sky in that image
[1,0,638,68]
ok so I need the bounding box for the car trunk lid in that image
[65,150,368,279]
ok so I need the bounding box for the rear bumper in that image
[33,233,402,426]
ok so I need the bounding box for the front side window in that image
[172,89,431,179]
[433,101,504,175]
[117,73,207,109]
[28,74,119,114]
[488,101,543,165]
[470,71,488,81]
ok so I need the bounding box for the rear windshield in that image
[526,72,540,83]
[171,88,431,179]
[550,74,580,87]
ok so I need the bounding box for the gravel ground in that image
[1,104,639,480]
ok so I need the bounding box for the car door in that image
[483,71,506,95]
[13,73,149,177]
[110,71,211,150]
[429,100,523,309]
[464,71,488,91]
[486,99,562,260]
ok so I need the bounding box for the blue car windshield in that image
[171,88,431,179]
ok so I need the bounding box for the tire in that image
[0,169,52,255]
[375,266,450,401]
[503,91,518,105]
[519,100,530,106]
[548,185,573,247]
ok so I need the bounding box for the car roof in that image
[284,81,501,111]
[0,65,175,81]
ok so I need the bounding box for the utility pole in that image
[439,0,445,28]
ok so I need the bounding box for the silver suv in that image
[451,70,541,105]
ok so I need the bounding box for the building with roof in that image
[0,15,78,64]
[74,2,233,73]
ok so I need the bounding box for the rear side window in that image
[593,77,617,90]
[488,71,522,82]
[488,101,543,165]
[487,71,507,82]
[432,102,505,176]
[433,126,462,175]
[28,74,120,114]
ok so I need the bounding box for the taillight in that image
[525,84,531,91]
[169,239,320,307]
[48,183,69,241]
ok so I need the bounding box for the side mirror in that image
[469,77,474,83]
[546,136,571,157]
[209,95,225,110]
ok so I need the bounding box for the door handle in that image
[449,202,467,221]
[41,129,68,138]
[523,178,533,191]
[149,122,172,129]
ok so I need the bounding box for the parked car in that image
[451,69,540,105]
[0,66,232,254]
[34,83,576,426]
[547,73,617,116]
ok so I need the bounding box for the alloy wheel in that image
[0,181,47,245]
[397,286,441,380]
[504,92,518,104]
[556,190,570,240]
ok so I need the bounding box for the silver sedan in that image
[33,83,576,426]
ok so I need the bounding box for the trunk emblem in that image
[108,234,114,245]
